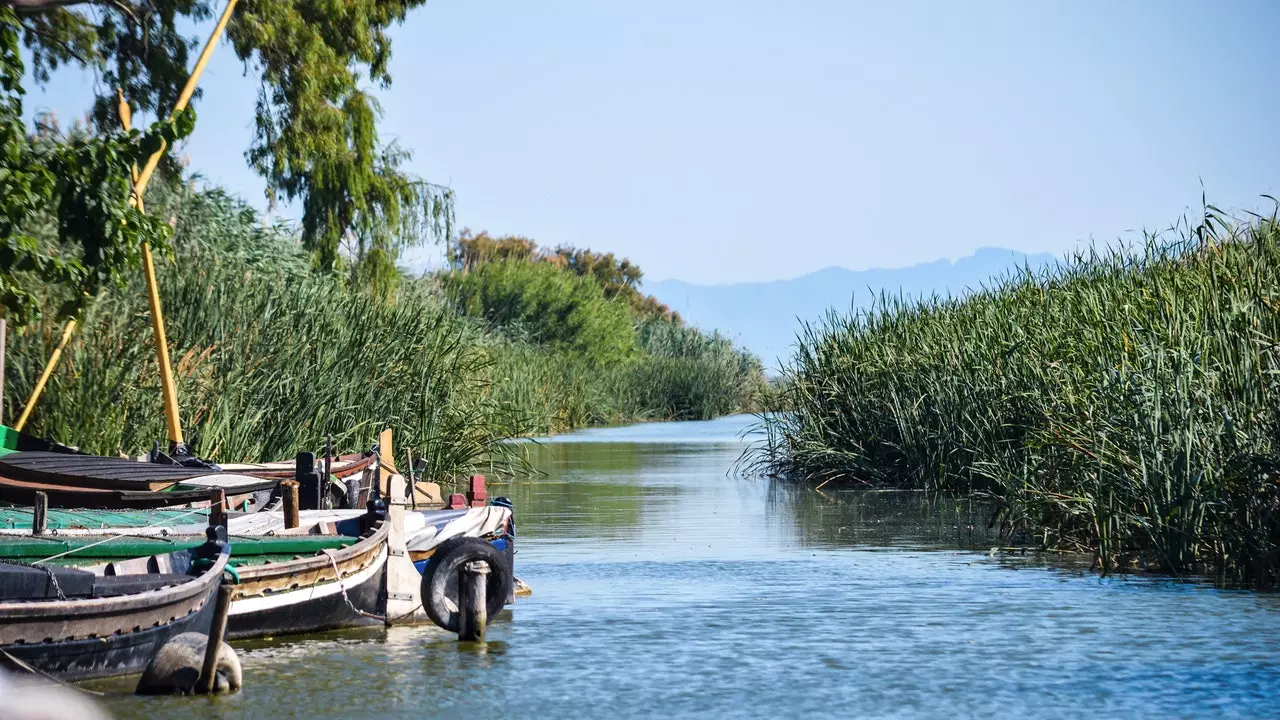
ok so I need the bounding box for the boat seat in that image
[0,563,95,600]
[0,562,196,601]
[91,573,194,597]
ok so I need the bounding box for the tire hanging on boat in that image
[420,536,513,632]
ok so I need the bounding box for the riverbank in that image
[3,178,764,480]
[749,206,1280,585]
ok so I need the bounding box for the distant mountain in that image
[644,247,1059,372]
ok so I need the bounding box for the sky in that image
[22,0,1280,284]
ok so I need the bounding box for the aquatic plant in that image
[6,177,765,473]
[4,179,523,482]
[748,203,1280,585]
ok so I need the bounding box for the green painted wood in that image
[0,507,206,530]
[0,534,353,562]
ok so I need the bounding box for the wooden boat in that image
[0,424,375,510]
[0,501,515,641]
[226,521,390,640]
[0,529,230,682]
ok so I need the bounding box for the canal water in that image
[101,414,1280,718]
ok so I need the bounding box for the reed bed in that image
[748,208,1280,585]
[5,181,527,480]
[5,178,764,473]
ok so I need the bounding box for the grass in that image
[4,179,526,481]
[747,204,1280,585]
[5,176,765,476]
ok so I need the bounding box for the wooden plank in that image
[383,474,427,625]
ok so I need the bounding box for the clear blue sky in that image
[23,0,1280,284]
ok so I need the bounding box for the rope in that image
[0,647,106,697]
[320,548,423,624]
[30,505,213,566]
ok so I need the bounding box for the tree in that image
[6,0,453,295]
[0,7,193,325]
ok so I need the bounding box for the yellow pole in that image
[13,0,240,440]
[131,0,240,201]
[127,0,240,449]
[14,320,76,431]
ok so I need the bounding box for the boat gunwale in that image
[0,544,230,622]
[232,520,388,584]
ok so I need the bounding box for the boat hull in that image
[225,522,390,641]
[226,548,387,640]
[0,544,230,682]
[0,599,217,681]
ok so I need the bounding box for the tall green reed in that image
[749,207,1280,585]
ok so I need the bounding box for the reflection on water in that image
[100,414,1280,719]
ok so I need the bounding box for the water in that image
[99,415,1280,718]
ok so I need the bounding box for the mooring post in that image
[196,583,234,694]
[32,491,47,536]
[457,561,490,641]
[282,480,300,530]
[208,488,226,529]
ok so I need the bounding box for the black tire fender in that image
[420,536,513,632]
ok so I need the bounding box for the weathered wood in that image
[0,546,229,645]
[406,447,416,510]
[230,522,387,598]
[31,491,47,536]
[282,480,300,529]
[383,474,427,625]
[196,584,234,694]
[324,433,333,510]
[457,560,489,641]
[378,427,395,496]
[345,477,362,509]
[207,488,226,529]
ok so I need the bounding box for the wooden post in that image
[324,432,332,511]
[382,474,426,625]
[32,492,47,535]
[457,560,489,641]
[196,583,234,694]
[207,488,226,529]
[282,480,300,530]
[406,448,416,510]
[377,427,394,497]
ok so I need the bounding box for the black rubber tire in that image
[421,536,513,632]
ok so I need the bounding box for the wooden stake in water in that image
[196,584,234,694]
[457,561,489,641]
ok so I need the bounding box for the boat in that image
[0,528,231,682]
[0,495,517,641]
[0,424,376,510]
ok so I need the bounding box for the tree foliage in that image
[10,0,453,294]
[0,7,194,325]
[452,229,680,323]
[445,259,638,367]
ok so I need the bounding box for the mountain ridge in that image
[643,246,1059,371]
